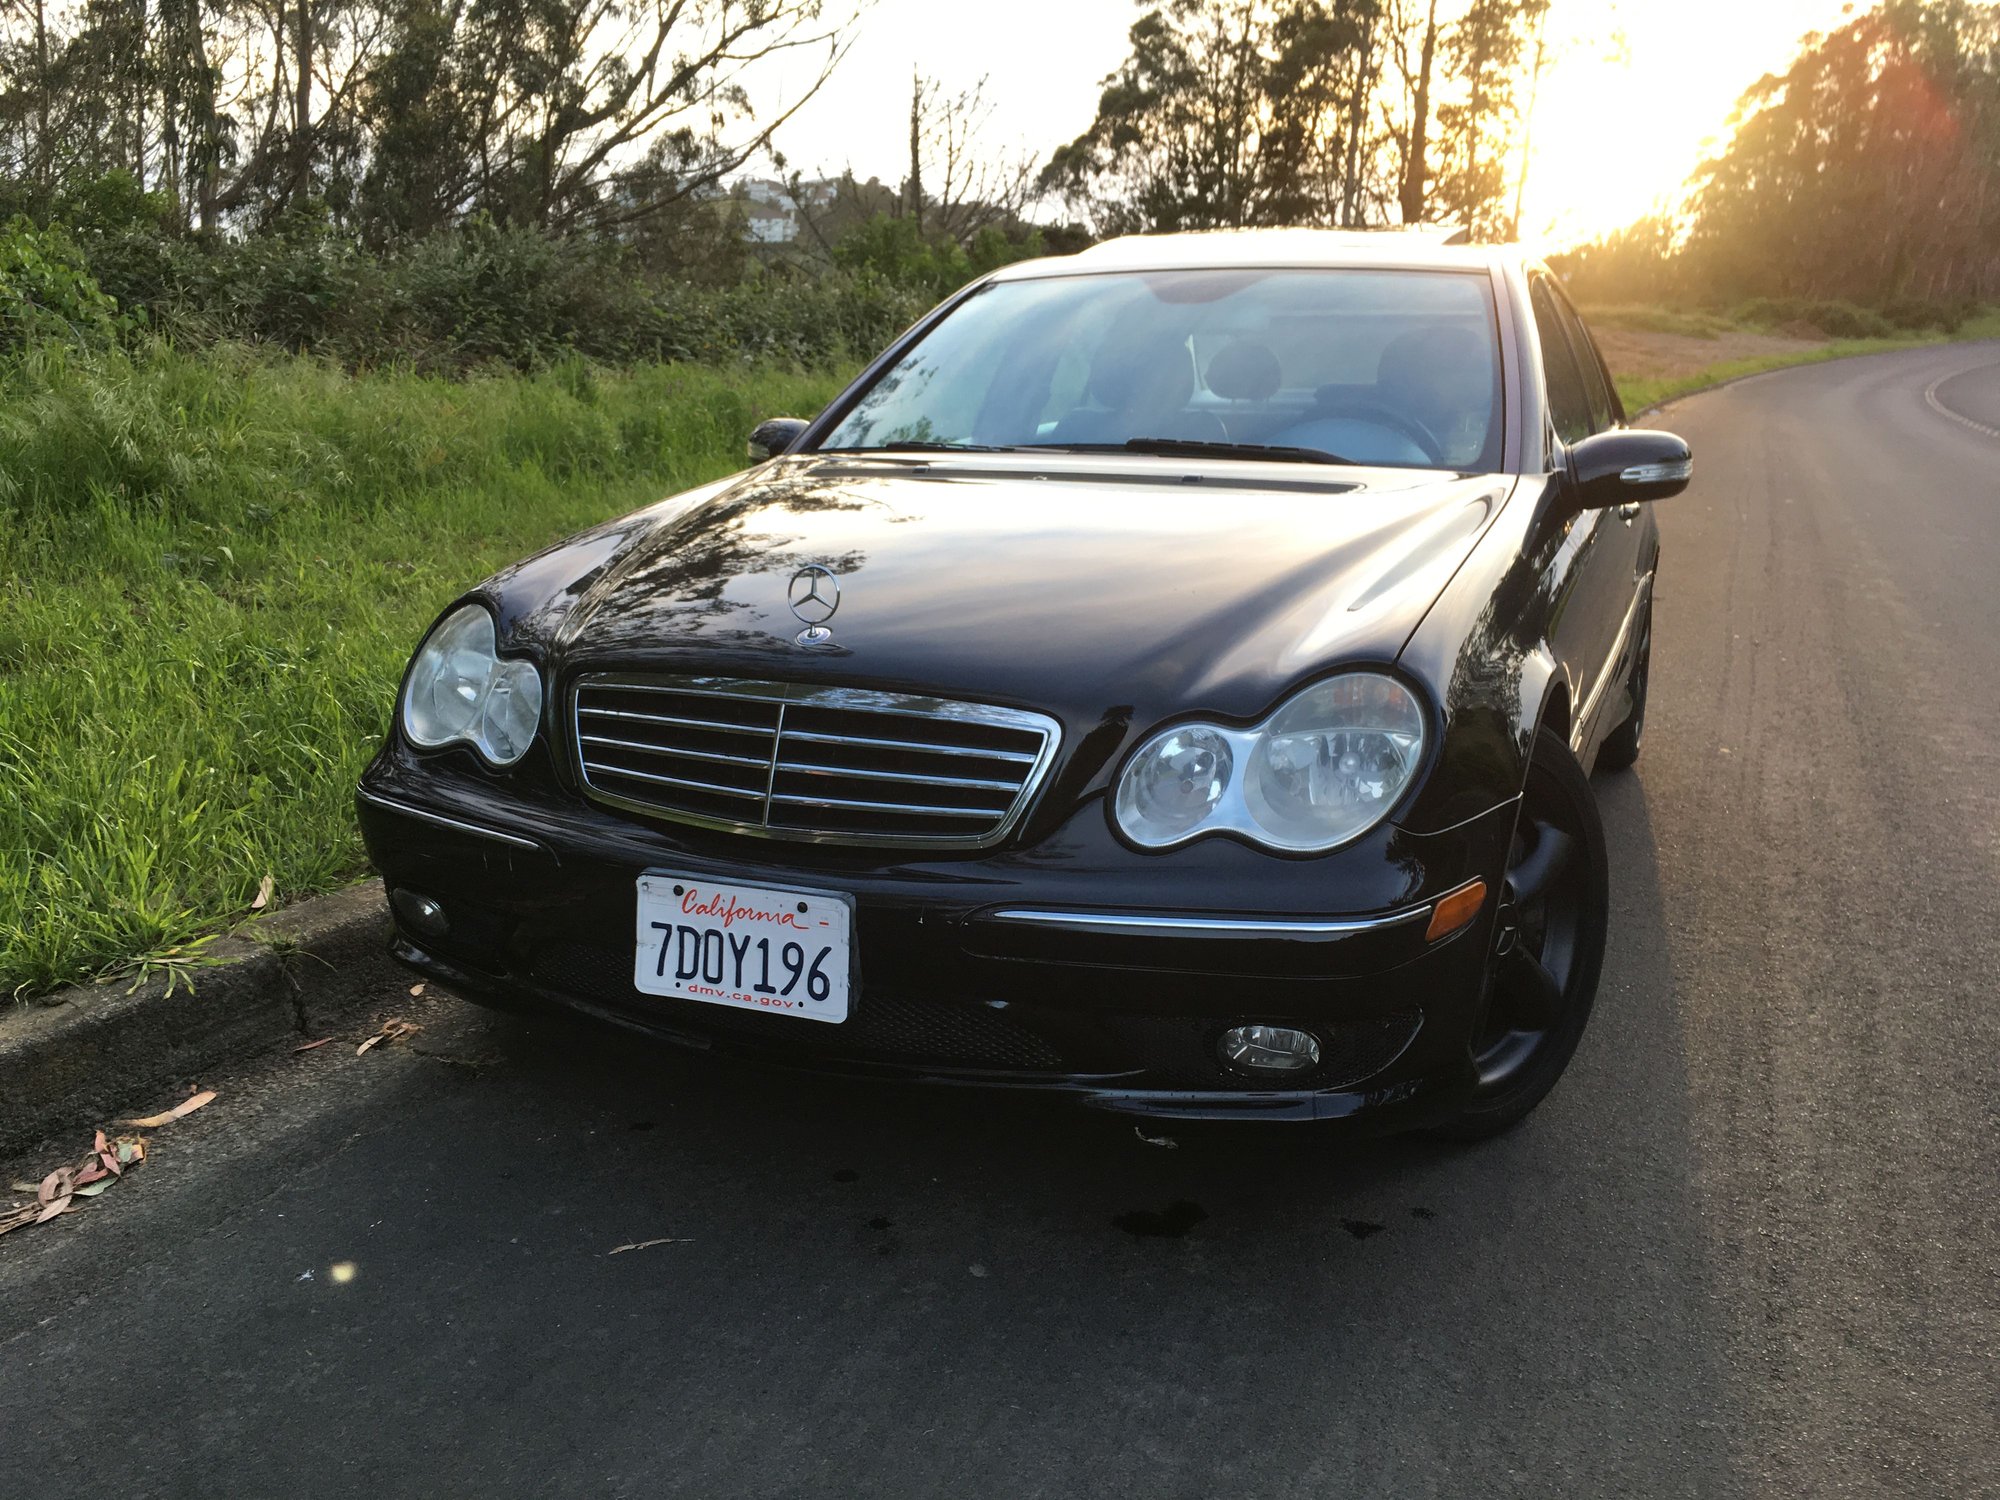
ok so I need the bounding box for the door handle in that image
[1616,501,1642,523]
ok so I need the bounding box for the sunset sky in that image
[755,0,1864,247]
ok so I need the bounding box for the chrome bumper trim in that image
[985,907,1428,941]
[359,791,544,852]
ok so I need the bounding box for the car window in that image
[1530,278,1592,448]
[1553,289,1616,434]
[821,268,1505,472]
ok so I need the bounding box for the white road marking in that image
[1922,361,2000,439]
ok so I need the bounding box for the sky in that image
[749,0,1864,247]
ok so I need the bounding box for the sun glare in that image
[1522,0,1860,248]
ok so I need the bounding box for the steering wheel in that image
[1310,402,1446,465]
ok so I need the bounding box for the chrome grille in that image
[572,674,1060,849]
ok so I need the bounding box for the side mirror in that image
[748,417,810,463]
[1568,429,1692,510]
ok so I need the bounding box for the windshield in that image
[821,267,1503,471]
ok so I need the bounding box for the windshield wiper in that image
[1033,438,1354,466]
[818,441,1020,454]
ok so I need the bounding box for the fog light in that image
[390,888,448,938]
[1219,1025,1321,1074]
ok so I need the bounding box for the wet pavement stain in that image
[1113,1201,1208,1239]
[1342,1219,1387,1240]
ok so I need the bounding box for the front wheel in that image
[1431,726,1609,1141]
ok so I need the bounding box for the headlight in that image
[1113,672,1426,853]
[400,604,543,766]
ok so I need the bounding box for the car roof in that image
[988,227,1518,281]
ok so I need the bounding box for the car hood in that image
[506,453,1512,725]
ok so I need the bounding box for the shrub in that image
[0,219,126,349]
[1731,297,1896,339]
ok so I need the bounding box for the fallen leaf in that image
[72,1180,113,1198]
[35,1197,70,1224]
[408,983,425,997]
[357,1018,422,1055]
[606,1238,693,1255]
[8,1181,39,1194]
[251,874,275,911]
[120,1089,217,1128]
[37,1168,69,1205]
[293,1037,333,1053]
[114,1138,145,1165]
[72,1162,108,1188]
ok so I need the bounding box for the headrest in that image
[1378,325,1488,393]
[1205,342,1282,402]
[1090,340,1193,411]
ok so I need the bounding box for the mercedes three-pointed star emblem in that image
[787,565,840,646]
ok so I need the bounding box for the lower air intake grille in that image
[571,675,1060,849]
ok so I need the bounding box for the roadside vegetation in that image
[0,340,845,1000]
[1586,303,2000,412]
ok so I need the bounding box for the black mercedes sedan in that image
[357,229,1689,1137]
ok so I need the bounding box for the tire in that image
[1596,604,1651,772]
[1430,725,1609,1141]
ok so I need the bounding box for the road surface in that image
[4,343,1997,1498]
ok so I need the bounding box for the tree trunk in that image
[291,0,314,206]
[904,71,924,228]
[1510,6,1548,238]
[1341,13,1377,227]
[1400,0,1439,224]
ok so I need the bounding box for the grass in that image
[1613,334,1940,412]
[1610,306,2000,413]
[1574,303,1743,340]
[0,341,846,1001]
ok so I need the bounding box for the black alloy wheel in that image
[1432,725,1608,1140]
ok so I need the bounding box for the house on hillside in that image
[730,177,843,245]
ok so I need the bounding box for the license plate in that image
[633,874,853,1023]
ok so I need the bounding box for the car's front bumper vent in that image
[570,674,1060,849]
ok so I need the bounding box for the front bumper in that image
[357,759,1517,1126]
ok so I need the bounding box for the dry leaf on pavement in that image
[356,1018,421,1056]
[251,874,275,912]
[0,1132,150,1239]
[408,983,425,997]
[121,1089,217,1128]
[292,1037,333,1053]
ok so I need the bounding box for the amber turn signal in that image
[1424,879,1487,943]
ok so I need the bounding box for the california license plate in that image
[633,874,853,1023]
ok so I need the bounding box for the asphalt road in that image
[5,344,1998,1498]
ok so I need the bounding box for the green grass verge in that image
[1612,309,2000,413]
[0,342,846,1001]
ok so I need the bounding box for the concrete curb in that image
[0,881,395,1158]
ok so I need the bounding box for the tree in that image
[896,71,1036,245]
[1039,0,1386,234]
[1682,0,2000,303]
[0,0,863,241]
